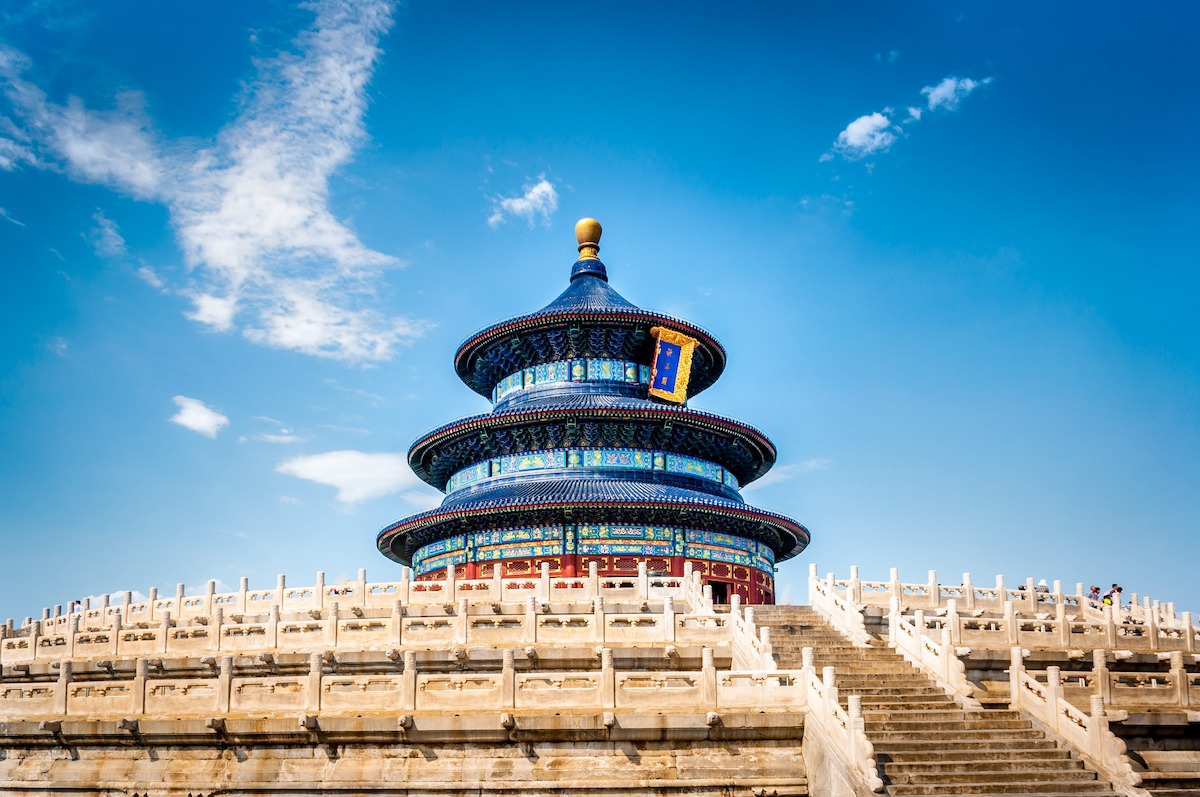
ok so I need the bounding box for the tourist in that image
[1103,584,1122,608]
[1035,579,1049,594]
[1087,586,1102,607]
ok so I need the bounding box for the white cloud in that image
[875,49,900,64]
[832,113,896,160]
[0,206,25,226]
[169,395,230,438]
[276,450,441,506]
[47,336,68,356]
[488,176,558,228]
[921,76,991,112]
[136,266,164,289]
[0,2,428,363]
[87,209,125,257]
[906,106,922,122]
[742,458,831,492]
[254,433,302,444]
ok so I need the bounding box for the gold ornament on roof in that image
[575,217,602,260]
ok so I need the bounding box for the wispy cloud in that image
[0,206,26,226]
[277,450,441,506]
[0,1,429,362]
[875,49,900,64]
[825,73,991,162]
[169,395,230,438]
[47,336,68,356]
[922,76,991,112]
[488,176,558,228]
[742,458,830,492]
[86,209,125,257]
[136,266,165,289]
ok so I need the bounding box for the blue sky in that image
[1,2,1197,619]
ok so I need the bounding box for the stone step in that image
[886,789,1116,797]
[889,769,1099,786]
[870,728,1051,743]
[881,746,1069,761]
[884,758,1088,774]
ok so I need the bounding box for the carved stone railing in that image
[801,651,883,794]
[0,646,804,722]
[807,565,871,647]
[1009,649,1151,797]
[1037,649,1200,713]
[915,601,1197,655]
[729,598,775,671]
[887,598,980,709]
[0,595,733,666]
[2,561,716,643]
[818,566,1190,632]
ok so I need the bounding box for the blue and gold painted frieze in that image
[412,522,774,576]
[445,447,737,493]
[491,358,651,403]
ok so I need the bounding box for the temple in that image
[377,218,810,604]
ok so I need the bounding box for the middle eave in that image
[408,395,778,491]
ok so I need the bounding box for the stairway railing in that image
[887,598,981,709]
[1009,648,1151,797]
[801,652,884,794]
[808,565,871,647]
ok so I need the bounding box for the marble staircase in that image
[756,605,1122,797]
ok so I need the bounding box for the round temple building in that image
[377,219,809,604]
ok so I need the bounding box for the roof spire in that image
[570,217,608,282]
[575,217,602,260]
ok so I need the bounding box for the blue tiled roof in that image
[376,475,810,566]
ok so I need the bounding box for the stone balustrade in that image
[887,599,980,708]
[1026,649,1200,714]
[1,594,733,666]
[816,564,1190,631]
[0,645,802,723]
[801,655,884,794]
[1009,649,1150,795]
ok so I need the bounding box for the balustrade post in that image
[822,665,838,710]
[848,565,861,604]
[357,569,367,608]
[889,568,902,608]
[159,610,171,654]
[268,605,280,650]
[387,600,402,648]
[1169,651,1189,708]
[1147,608,1160,649]
[962,572,975,611]
[593,596,604,645]
[455,597,469,645]
[587,561,599,599]
[947,599,961,645]
[702,647,717,706]
[217,656,232,713]
[801,646,815,674]
[1104,604,1118,648]
[326,602,339,648]
[637,561,649,600]
[663,597,676,643]
[315,571,326,609]
[445,564,456,601]
[493,566,504,600]
[306,652,322,713]
[1056,603,1070,648]
[1088,695,1108,755]
[1004,600,1018,645]
[1184,612,1195,653]
[729,592,741,621]
[502,649,515,709]
[1046,665,1063,732]
[1008,647,1024,711]
[601,648,615,709]
[914,609,926,646]
[147,587,158,623]
[887,597,900,646]
[1092,649,1111,704]
[206,580,217,615]
[133,659,147,715]
[212,607,224,652]
[175,583,185,618]
[994,574,1005,612]
[66,614,78,658]
[525,597,538,645]
[238,577,248,614]
[54,660,71,715]
[122,591,133,624]
[540,562,551,602]
[1052,580,1063,605]
[703,583,713,605]
[1024,578,1037,613]
[401,651,416,711]
[275,574,285,610]
[928,570,939,610]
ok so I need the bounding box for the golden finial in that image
[575,217,602,261]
